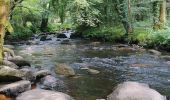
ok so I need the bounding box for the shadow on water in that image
[14,39,170,99]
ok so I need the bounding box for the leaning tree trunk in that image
[0,0,8,64]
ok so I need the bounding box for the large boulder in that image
[16,89,73,100]
[0,66,32,82]
[55,63,75,77]
[107,81,166,100]
[0,80,31,97]
[39,75,66,92]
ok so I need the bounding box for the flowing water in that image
[14,38,170,100]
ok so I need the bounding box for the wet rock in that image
[4,45,15,49]
[107,81,166,100]
[61,39,70,45]
[161,56,170,61]
[8,57,31,67]
[166,61,170,65]
[0,66,33,82]
[0,66,23,82]
[20,68,34,81]
[148,49,161,56]
[16,89,73,100]
[0,80,31,97]
[28,40,40,45]
[55,63,75,77]
[40,35,47,41]
[87,68,100,75]
[40,35,52,41]
[34,70,51,79]
[117,47,136,52]
[57,34,68,38]
[90,42,101,46]
[3,60,19,69]
[39,75,66,91]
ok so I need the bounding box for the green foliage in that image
[8,26,33,41]
[147,28,170,46]
[83,25,125,42]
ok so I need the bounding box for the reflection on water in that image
[14,39,170,99]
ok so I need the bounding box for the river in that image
[13,37,170,100]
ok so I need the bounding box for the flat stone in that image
[0,80,31,97]
[16,89,73,100]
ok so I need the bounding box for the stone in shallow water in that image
[0,80,31,97]
[16,89,73,100]
[87,68,100,75]
[39,75,66,92]
[107,81,166,100]
[55,63,75,77]
[148,49,161,56]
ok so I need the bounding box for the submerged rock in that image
[39,75,66,92]
[0,80,31,97]
[16,89,73,100]
[55,63,75,77]
[87,68,100,75]
[107,81,166,100]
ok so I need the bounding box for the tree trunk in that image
[40,17,48,32]
[115,0,133,36]
[159,0,166,27]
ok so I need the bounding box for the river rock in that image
[0,66,23,82]
[16,89,73,100]
[55,63,75,77]
[39,75,66,91]
[40,35,52,41]
[148,49,161,56]
[61,39,70,45]
[4,45,15,49]
[0,80,31,97]
[161,56,170,61]
[3,60,19,69]
[57,34,68,38]
[20,68,34,81]
[8,56,31,67]
[87,68,100,75]
[107,81,166,100]
[34,70,51,79]
[0,66,32,82]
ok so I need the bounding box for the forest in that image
[0,0,170,100]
